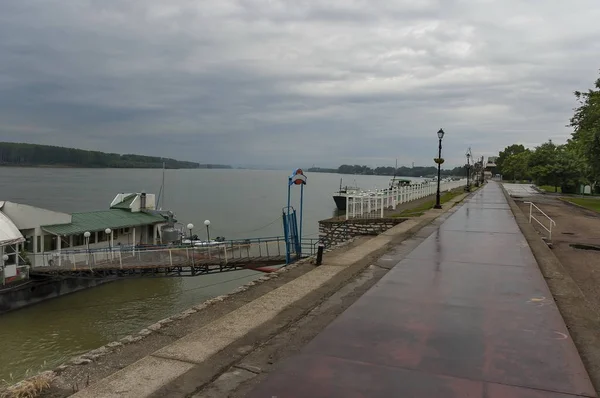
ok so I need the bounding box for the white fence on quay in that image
[345,179,467,220]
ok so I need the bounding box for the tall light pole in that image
[187,223,194,244]
[481,155,485,184]
[434,128,445,209]
[204,220,211,242]
[84,231,91,265]
[105,228,112,260]
[204,220,211,258]
[466,151,471,192]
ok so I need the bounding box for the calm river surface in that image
[0,167,406,381]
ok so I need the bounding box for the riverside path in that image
[246,182,596,398]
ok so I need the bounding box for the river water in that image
[0,167,402,381]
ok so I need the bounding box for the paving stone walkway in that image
[246,182,596,398]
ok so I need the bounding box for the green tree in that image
[570,72,600,192]
[503,151,531,182]
[496,144,526,175]
[528,140,559,187]
[555,146,585,193]
[527,141,582,193]
[0,142,210,169]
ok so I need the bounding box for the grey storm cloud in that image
[1,0,599,168]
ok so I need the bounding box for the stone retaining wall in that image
[319,218,406,247]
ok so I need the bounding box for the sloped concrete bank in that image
[2,192,470,398]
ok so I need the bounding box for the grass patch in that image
[1,371,54,398]
[538,185,562,193]
[563,197,600,212]
[393,189,466,217]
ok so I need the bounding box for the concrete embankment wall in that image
[318,217,406,247]
[0,276,114,314]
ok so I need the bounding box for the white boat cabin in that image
[0,192,168,271]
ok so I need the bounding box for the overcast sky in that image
[1,1,599,168]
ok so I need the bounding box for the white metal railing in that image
[25,236,311,271]
[524,201,556,240]
[345,179,467,219]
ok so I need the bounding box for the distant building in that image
[0,193,170,276]
[484,156,498,180]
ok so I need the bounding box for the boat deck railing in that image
[27,236,320,275]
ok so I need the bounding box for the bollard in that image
[316,243,325,266]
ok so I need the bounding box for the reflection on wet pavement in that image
[246,182,596,398]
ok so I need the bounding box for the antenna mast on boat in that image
[156,161,166,210]
[161,161,165,210]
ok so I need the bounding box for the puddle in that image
[570,243,600,251]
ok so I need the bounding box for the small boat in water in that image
[332,178,362,210]
[181,235,226,247]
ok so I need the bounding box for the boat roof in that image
[110,193,137,210]
[0,207,25,246]
[42,209,165,236]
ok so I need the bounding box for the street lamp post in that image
[434,128,445,209]
[105,228,112,260]
[481,155,485,184]
[187,223,194,245]
[466,152,471,192]
[84,231,91,265]
[204,220,211,258]
[204,220,211,242]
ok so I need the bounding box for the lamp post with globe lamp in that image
[204,220,211,257]
[84,231,91,265]
[187,223,194,245]
[204,220,211,242]
[105,228,113,260]
[434,128,445,209]
[466,151,471,192]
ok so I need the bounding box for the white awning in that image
[0,211,25,246]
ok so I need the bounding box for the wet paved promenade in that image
[246,183,596,398]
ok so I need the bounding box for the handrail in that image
[524,201,556,240]
[38,236,319,256]
[29,236,321,269]
[344,178,467,220]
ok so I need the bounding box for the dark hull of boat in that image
[333,195,347,210]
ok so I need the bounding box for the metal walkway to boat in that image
[246,183,596,398]
[29,237,318,278]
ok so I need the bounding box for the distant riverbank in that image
[308,164,466,178]
[0,163,231,170]
[0,142,231,169]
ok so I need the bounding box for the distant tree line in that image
[0,142,232,169]
[494,71,600,194]
[308,164,466,177]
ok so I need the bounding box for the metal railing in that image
[1,264,29,286]
[345,179,467,219]
[524,201,556,240]
[27,236,320,271]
